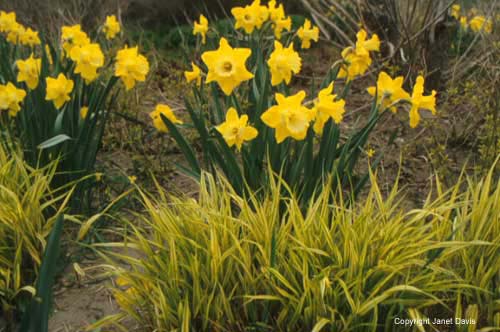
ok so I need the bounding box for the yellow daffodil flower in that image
[0,82,27,117]
[201,37,253,95]
[80,106,89,119]
[16,54,41,90]
[339,50,370,80]
[150,104,183,133]
[0,11,17,33]
[312,83,346,134]
[297,19,320,49]
[61,24,90,56]
[257,2,269,24]
[460,16,468,30]
[266,1,290,38]
[268,0,285,22]
[103,15,120,40]
[45,73,74,109]
[19,27,41,47]
[184,62,202,86]
[408,76,436,128]
[273,16,291,39]
[355,29,381,52]
[450,4,460,20]
[367,71,410,112]
[6,22,24,44]
[114,46,150,90]
[232,0,269,34]
[193,14,209,44]
[267,41,301,86]
[339,29,380,80]
[215,107,258,150]
[70,43,105,83]
[469,15,493,34]
[261,91,314,143]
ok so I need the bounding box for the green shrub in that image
[91,160,500,331]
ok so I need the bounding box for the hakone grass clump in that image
[0,143,74,327]
[92,162,500,331]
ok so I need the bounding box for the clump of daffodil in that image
[267,41,302,86]
[215,107,258,150]
[184,63,202,86]
[339,29,380,80]
[367,71,410,113]
[312,83,346,134]
[201,37,254,96]
[150,104,183,133]
[297,19,320,49]
[103,15,120,40]
[469,15,493,34]
[45,73,74,109]
[0,15,39,47]
[114,46,150,90]
[261,91,314,143]
[0,11,17,33]
[193,14,209,44]
[408,76,437,128]
[61,24,90,56]
[231,0,269,34]
[450,4,461,20]
[0,82,27,117]
[16,54,41,90]
[70,43,105,84]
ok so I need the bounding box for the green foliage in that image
[92,163,499,331]
[19,215,64,332]
[0,143,73,328]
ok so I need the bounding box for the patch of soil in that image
[49,280,121,332]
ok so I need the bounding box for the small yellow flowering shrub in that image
[0,12,149,211]
[156,0,437,203]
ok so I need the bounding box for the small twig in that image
[113,111,149,127]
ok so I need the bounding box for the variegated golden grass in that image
[91,160,500,331]
[0,143,74,320]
